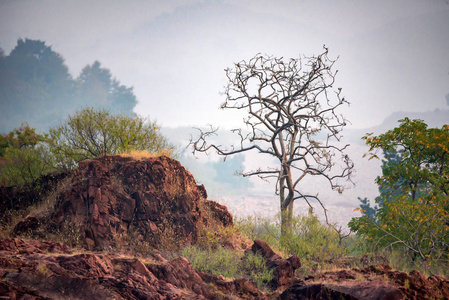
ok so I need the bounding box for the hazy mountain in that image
[345,108,449,145]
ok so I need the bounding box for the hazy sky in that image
[2,0,448,225]
[1,0,448,130]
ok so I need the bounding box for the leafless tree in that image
[189,47,354,235]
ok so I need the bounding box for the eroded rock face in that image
[45,155,231,250]
[0,238,264,299]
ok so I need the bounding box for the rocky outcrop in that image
[0,238,263,299]
[280,281,403,300]
[281,263,449,300]
[14,155,233,250]
[250,240,301,289]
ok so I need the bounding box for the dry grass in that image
[118,149,173,160]
[0,175,74,241]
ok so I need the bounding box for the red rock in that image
[0,238,267,299]
[13,217,41,236]
[44,155,233,250]
[250,240,301,289]
[280,281,403,300]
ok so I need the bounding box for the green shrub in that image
[241,252,273,289]
[0,124,54,186]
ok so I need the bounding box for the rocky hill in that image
[0,155,448,299]
[11,155,233,251]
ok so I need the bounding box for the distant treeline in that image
[0,38,137,133]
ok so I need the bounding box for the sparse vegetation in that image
[118,149,175,160]
[181,245,274,291]
[236,211,348,266]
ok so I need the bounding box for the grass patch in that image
[118,149,174,160]
[181,245,273,291]
[236,212,348,269]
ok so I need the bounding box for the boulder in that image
[250,239,301,289]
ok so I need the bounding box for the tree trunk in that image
[279,165,294,240]
[280,196,294,240]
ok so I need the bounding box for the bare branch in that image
[189,47,354,232]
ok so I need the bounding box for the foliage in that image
[0,123,46,156]
[356,197,377,219]
[349,118,449,261]
[190,47,353,236]
[48,107,174,169]
[0,124,54,186]
[0,38,136,132]
[0,147,53,186]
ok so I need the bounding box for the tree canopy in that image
[0,38,136,132]
[76,61,137,115]
[0,123,54,186]
[349,118,449,261]
[48,107,173,170]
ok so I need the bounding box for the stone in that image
[250,240,301,289]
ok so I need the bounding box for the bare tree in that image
[189,47,354,236]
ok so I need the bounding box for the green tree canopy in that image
[349,118,449,261]
[0,124,54,186]
[48,107,174,169]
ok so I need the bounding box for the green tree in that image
[48,107,173,169]
[356,149,403,220]
[76,61,137,116]
[0,123,45,157]
[349,118,449,260]
[0,39,75,131]
[0,124,54,186]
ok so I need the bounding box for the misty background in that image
[1,0,449,227]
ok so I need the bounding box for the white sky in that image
[1,0,448,130]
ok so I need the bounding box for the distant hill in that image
[345,109,449,145]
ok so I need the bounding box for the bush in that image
[0,123,54,186]
[48,107,174,169]
[350,119,449,261]
[0,147,54,186]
